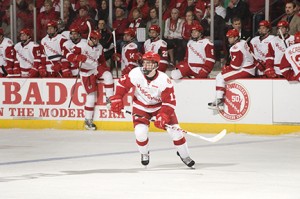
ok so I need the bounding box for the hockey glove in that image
[132,52,142,62]
[62,69,72,78]
[28,68,39,78]
[121,66,132,76]
[51,63,62,72]
[221,65,234,74]
[154,112,170,130]
[74,54,87,62]
[112,53,121,62]
[264,68,277,78]
[13,67,21,76]
[39,68,48,77]
[109,95,124,114]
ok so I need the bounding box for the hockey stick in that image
[112,30,119,78]
[279,29,288,48]
[121,109,227,143]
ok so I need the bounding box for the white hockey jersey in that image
[144,38,169,67]
[0,37,14,74]
[282,43,300,75]
[250,34,275,62]
[14,41,41,76]
[121,42,139,70]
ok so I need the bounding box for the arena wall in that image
[0,78,300,135]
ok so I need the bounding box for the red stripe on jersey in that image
[84,106,94,111]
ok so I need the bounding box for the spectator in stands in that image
[194,0,207,19]
[201,3,226,62]
[128,0,149,21]
[154,0,172,20]
[113,0,128,20]
[97,0,109,22]
[214,0,226,19]
[71,6,95,39]
[37,0,60,40]
[113,6,130,52]
[75,0,97,20]
[280,31,300,81]
[146,7,164,39]
[231,17,251,41]
[225,0,251,31]
[281,1,300,35]
[247,0,266,33]
[265,20,294,78]
[0,28,14,77]
[128,7,147,30]
[98,19,114,62]
[175,0,187,17]
[62,0,76,30]
[164,8,184,65]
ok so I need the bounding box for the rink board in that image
[0,78,300,135]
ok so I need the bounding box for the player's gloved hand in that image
[198,68,208,78]
[254,60,265,71]
[109,95,124,114]
[62,69,72,77]
[51,63,62,72]
[121,66,132,76]
[28,68,39,77]
[264,68,277,78]
[132,52,142,62]
[74,54,87,62]
[154,112,170,130]
[112,53,121,62]
[13,67,21,76]
[39,68,47,77]
[221,65,234,74]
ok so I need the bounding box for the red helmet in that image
[191,24,203,32]
[142,51,160,63]
[149,25,161,33]
[69,25,81,34]
[47,20,58,28]
[124,28,136,37]
[19,28,32,37]
[259,20,271,29]
[89,30,101,39]
[226,29,239,38]
[277,20,289,28]
[295,32,300,43]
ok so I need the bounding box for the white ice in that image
[0,129,299,199]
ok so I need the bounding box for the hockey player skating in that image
[109,52,195,168]
[66,30,114,130]
[14,28,43,77]
[280,31,300,81]
[208,29,255,110]
[171,24,215,79]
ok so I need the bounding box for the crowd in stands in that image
[0,0,300,81]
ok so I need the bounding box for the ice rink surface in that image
[0,129,299,199]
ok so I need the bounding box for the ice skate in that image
[84,119,96,130]
[208,98,224,110]
[141,153,150,167]
[177,152,195,168]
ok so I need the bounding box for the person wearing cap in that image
[14,28,43,78]
[40,20,72,78]
[112,28,140,76]
[280,31,300,81]
[144,24,169,72]
[249,20,275,77]
[171,24,215,79]
[208,29,255,110]
[0,28,15,77]
[265,20,294,78]
[66,30,114,130]
[109,51,195,168]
